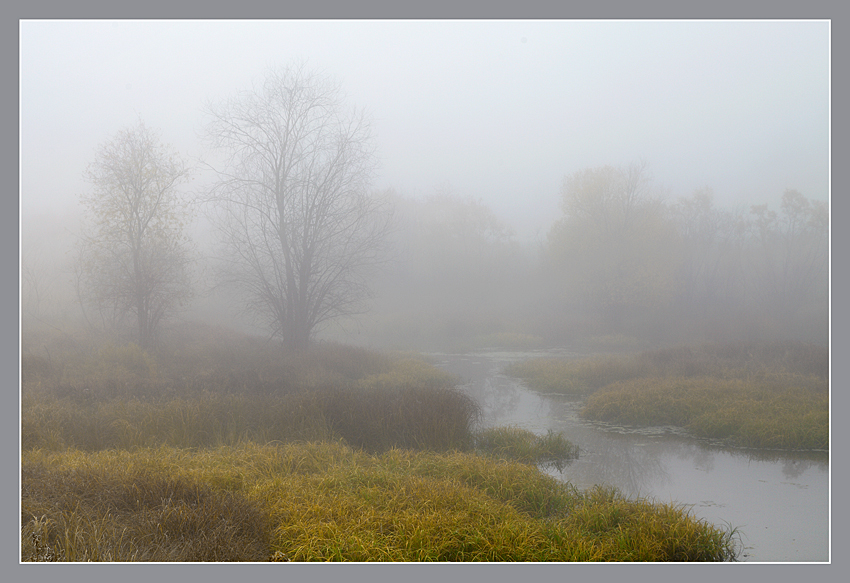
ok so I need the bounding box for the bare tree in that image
[671,188,749,314]
[77,121,193,349]
[203,64,390,351]
[749,189,828,319]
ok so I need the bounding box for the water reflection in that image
[550,437,671,498]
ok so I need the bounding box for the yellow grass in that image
[21,444,739,562]
[507,341,829,450]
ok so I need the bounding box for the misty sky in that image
[20,19,829,241]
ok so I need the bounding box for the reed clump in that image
[506,341,828,450]
[560,485,740,562]
[296,382,480,453]
[21,382,478,455]
[474,426,579,471]
[22,444,738,562]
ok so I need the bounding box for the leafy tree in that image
[203,64,390,351]
[545,162,680,331]
[77,121,193,349]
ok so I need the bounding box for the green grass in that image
[21,444,739,562]
[506,341,829,450]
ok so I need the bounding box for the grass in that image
[583,376,828,450]
[20,325,741,561]
[584,334,648,351]
[21,444,739,562]
[505,341,829,450]
[474,426,579,471]
[21,342,478,453]
[21,461,269,561]
[506,354,649,396]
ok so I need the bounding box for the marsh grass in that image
[22,444,738,562]
[22,341,478,453]
[472,332,545,350]
[584,376,829,449]
[474,426,579,471]
[20,329,740,561]
[561,485,740,562]
[294,383,480,453]
[20,460,270,561]
[21,383,478,454]
[585,334,647,351]
[507,341,828,450]
[636,341,829,379]
[25,337,398,399]
[506,355,649,395]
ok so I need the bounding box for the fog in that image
[20,20,829,351]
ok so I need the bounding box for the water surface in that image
[429,349,829,562]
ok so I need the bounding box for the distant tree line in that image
[365,163,828,347]
[58,61,827,351]
[540,162,828,343]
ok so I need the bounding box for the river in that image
[428,348,830,563]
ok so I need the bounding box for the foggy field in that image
[21,327,740,562]
[20,20,829,563]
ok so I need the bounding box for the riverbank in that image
[505,341,829,450]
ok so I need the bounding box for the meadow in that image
[506,341,829,450]
[20,326,739,562]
